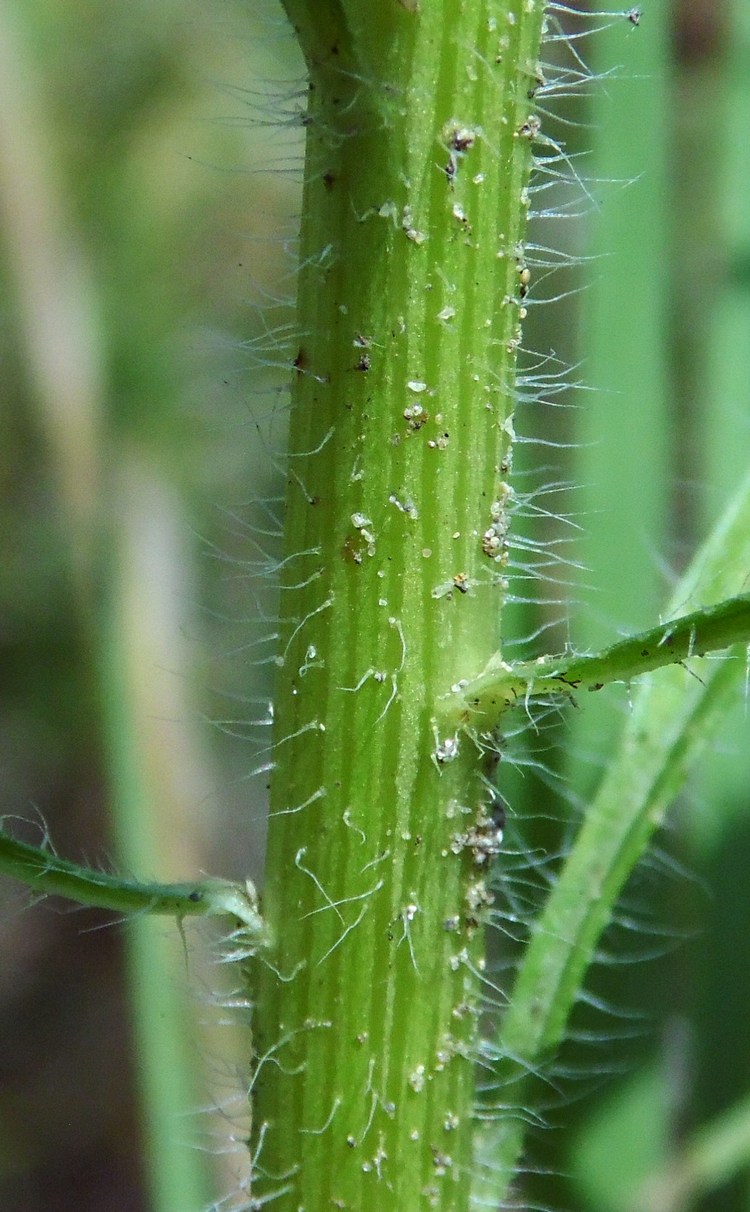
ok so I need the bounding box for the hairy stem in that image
[442,592,750,730]
[0,828,265,936]
[251,3,546,1208]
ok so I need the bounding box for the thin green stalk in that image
[0,827,265,935]
[252,2,546,1208]
[443,592,750,730]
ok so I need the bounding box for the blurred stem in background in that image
[0,2,102,601]
[102,456,222,1212]
[571,4,671,761]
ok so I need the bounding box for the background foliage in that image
[0,1,748,1210]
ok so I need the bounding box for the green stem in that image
[252,2,546,1209]
[0,828,266,937]
[443,592,750,729]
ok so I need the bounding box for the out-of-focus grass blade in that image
[691,0,750,846]
[475,466,750,1205]
[569,8,672,789]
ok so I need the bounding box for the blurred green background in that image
[0,1,749,1210]
[0,1,301,1207]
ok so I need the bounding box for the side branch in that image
[0,828,267,939]
[445,593,750,729]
